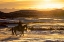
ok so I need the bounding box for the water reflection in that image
[0,17,64,42]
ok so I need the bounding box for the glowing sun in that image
[34,0,63,9]
[36,4,62,9]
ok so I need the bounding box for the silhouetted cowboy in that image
[18,20,23,27]
[12,20,27,36]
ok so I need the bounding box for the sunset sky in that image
[0,0,64,10]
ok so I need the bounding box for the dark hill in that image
[0,9,64,18]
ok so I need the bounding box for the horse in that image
[11,24,27,36]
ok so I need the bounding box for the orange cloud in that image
[0,0,64,9]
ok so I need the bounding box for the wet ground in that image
[0,28,64,42]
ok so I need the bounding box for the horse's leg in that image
[19,31,22,36]
[22,30,24,36]
[12,28,14,35]
[14,29,17,36]
[26,27,27,32]
[19,30,24,36]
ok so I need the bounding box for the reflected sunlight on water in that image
[0,17,64,42]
